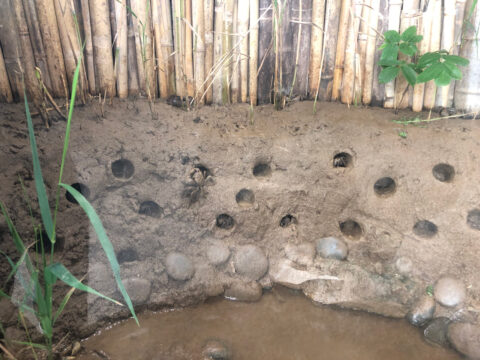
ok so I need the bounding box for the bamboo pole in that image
[35,0,68,97]
[371,0,388,105]
[0,46,13,103]
[423,0,441,110]
[213,0,224,104]
[89,0,115,97]
[437,0,456,107]
[273,0,284,108]
[185,0,195,97]
[331,0,351,101]
[309,0,325,97]
[238,0,249,102]
[204,0,215,103]
[362,0,379,105]
[193,0,206,103]
[356,0,371,103]
[173,0,186,97]
[394,0,420,109]
[383,0,402,108]
[80,0,96,94]
[249,0,259,105]
[127,5,140,96]
[447,0,467,106]
[114,0,128,98]
[292,0,311,97]
[257,0,274,104]
[152,0,173,98]
[160,0,175,96]
[223,0,234,103]
[412,0,430,112]
[231,0,240,103]
[341,1,362,104]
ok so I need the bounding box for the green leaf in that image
[443,61,463,80]
[434,71,452,86]
[416,63,444,83]
[59,184,139,325]
[384,30,401,43]
[401,26,418,41]
[412,35,423,42]
[418,52,442,68]
[401,64,417,86]
[380,44,399,63]
[399,43,417,56]
[378,66,400,83]
[24,94,54,243]
[379,58,400,66]
[444,54,470,66]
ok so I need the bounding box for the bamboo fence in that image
[0,0,477,112]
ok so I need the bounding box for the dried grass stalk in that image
[193,0,206,103]
[0,44,13,103]
[238,0,249,102]
[423,0,441,110]
[384,0,402,108]
[362,0,380,105]
[80,0,97,94]
[204,0,215,103]
[249,0,259,105]
[332,0,351,101]
[114,0,128,98]
[309,0,325,96]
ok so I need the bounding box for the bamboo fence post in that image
[394,0,420,109]
[213,0,224,104]
[193,0,206,103]
[231,0,239,103]
[356,0,371,103]
[35,0,68,97]
[249,0,259,105]
[173,0,186,97]
[371,0,388,105]
[341,0,362,105]
[309,0,325,97]
[204,0,214,103]
[0,45,13,103]
[437,0,456,108]
[423,0,441,110]
[223,0,234,103]
[152,0,171,98]
[185,0,194,97]
[292,0,312,97]
[332,0,351,101]
[160,0,175,96]
[412,0,430,112]
[80,0,96,94]
[362,0,379,105]
[257,0,274,104]
[127,5,140,96]
[383,0,402,108]
[131,0,147,96]
[114,0,128,98]
[89,0,115,97]
[238,0,249,103]
[273,0,284,108]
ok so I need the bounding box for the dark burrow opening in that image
[117,248,138,263]
[236,189,255,207]
[373,177,396,196]
[432,163,455,183]
[253,162,272,178]
[111,159,135,179]
[467,209,480,230]
[190,164,211,183]
[35,231,64,253]
[139,201,163,218]
[216,213,235,230]
[333,152,353,168]
[413,220,438,238]
[65,182,91,204]
[339,219,363,239]
[280,214,297,227]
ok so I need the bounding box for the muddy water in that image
[80,287,460,360]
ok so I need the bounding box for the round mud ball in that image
[122,278,152,305]
[216,213,235,230]
[467,209,480,230]
[65,183,90,204]
[413,220,438,238]
[315,237,348,260]
[235,189,255,208]
[373,177,396,196]
[448,323,480,359]
[252,162,272,178]
[333,152,353,168]
[234,245,268,281]
[111,159,135,179]
[138,200,163,218]
[434,276,466,307]
[395,256,413,275]
[406,296,436,327]
[432,163,455,183]
[206,241,231,266]
[339,219,363,240]
[165,252,195,281]
[202,339,231,360]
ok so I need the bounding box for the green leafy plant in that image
[0,59,138,359]
[378,26,470,87]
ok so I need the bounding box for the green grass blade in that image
[60,183,139,324]
[46,263,122,306]
[10,340,48,350]
[24,94,54,242]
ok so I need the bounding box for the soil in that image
[1,98,480,358]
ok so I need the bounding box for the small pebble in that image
[206,242,230,266]
[315,237,348,260]
[234,245,269,280]
[203,339,231,360]
[448,322,480,359]
[165,252,195,281]
[395,257,413,275]
[434,277,466,307]
[407,295,436,327]
[424,317,451,346]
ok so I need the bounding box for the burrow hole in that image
[333,152,353,168]
[236,189,255,207]
[65,183,91,204]
[374,177,396,196]
[280,214,297,227]
[191,164,211,182]
[216,213,235,230]
[35,231,64,253]
[117,248,138,263]
[467,209,480,230]
[111,159,135,179]
[413,220,438,238]
[339,219,363,239]
[139,200,163,218]
[432,163,455,183]
[253,162,272,178]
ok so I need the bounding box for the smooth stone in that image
[224,281,262,302]
[203,339,231,360]
[122,278,151,305]
[395,257,413,275]
[206,242,230,266]
[424,317,451,346]
[285,243,315,267]
[448,322,480,359]
[315,237,348,260]
[407,295,436,327]
[434,277,466,307]
[165,252,195,281]
[234,245,268,280]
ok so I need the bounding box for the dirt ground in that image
[1,98,480,357]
